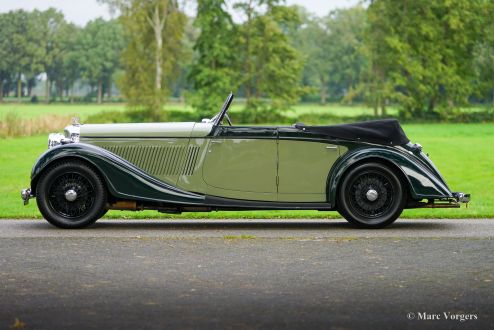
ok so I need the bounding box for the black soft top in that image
[295,119,410,146]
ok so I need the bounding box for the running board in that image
[204,196,333,211]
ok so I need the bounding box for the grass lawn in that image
[0,123,492,219]
[0,103,127,120]
[1,102,376,121]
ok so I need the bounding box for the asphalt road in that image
[0,219,493,330]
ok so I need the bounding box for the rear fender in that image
[327,146,452,205]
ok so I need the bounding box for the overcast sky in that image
[0,0,361,26]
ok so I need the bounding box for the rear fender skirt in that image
[327,146,452,204]
[30,143,205,204]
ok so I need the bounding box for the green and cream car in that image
[21,93,469,228]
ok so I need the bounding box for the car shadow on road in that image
[21,219,454,231]
[17,219,457,232]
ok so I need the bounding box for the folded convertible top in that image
[295,119,410,146]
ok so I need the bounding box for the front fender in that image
[328,146,452,205]
[30,143,205,204]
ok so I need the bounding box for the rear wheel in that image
[337,162,405,228]
[36,161,107,229]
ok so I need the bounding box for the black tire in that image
[36,161,107,229]
[337,162,405,228]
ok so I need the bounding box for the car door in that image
[202,126,278,201]
[277,128,341,202]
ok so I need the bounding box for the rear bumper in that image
[407,192,470,209]
[452,192,470,204]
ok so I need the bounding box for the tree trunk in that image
[147,3,166,113]
[244,0,253,104]
[381,98,387,116]
[58,80,63,101]
[70,83,74,104]
[376,94,381,117]
[107,78,112,100]
[17,77,22,103]
[45,78,50,103]
[319,77,328,105]
[97,79,103,104]
[427,97,435,112]
[0,81,3,103]
[153,6,163,90]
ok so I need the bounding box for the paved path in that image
[0,219,493,330]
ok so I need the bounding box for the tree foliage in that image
[75,19,124,103]
[364,0,487,116]
[102,0,187,119]
[293,6,367,105]
[188,0,237,118]
[1,1,494,120]
[234,0,304,116]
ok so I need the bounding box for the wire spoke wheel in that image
[36,161,107,229]
[338,162,405,228]
[48,172,95,218]
[348,172,394,218]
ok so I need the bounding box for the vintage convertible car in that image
[21,93,469,229]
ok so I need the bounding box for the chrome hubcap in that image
[366,189,378,202]
[65,189,78,202]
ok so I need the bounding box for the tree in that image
[188,0,238,118]
[364,0,486,116]
[293,6,367,105]
[234,0,304,115]
[0,13,14,102]
[473,2,494,105]
[102,0,186,118]
[35,9,73,102]
[292,8,330,104]
[76,19,124,103]
[5,10,43,102]
[324,7,367,103]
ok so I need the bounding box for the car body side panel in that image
[30,143,205,204]
[277,140,340,202]
[80,137,191,186]
[327,145,453,205]
[202,138,278,201]
[176,138,210,194]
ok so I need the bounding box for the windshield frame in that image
[213,92,234,127]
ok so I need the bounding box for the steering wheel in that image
[224,113,233,126]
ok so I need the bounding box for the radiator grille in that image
[104,145,200,176]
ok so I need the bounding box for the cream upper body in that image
[79,122,214,138]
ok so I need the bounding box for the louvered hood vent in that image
[104,145,200,176]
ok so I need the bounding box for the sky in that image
[0,0,361,26]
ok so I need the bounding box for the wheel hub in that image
[366,189,378,202]
[65,189,78,202]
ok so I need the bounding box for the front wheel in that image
[36,161,107,229]
[337,162,405,228]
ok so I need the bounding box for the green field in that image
[1,123,493,219]
[0,102,382,121]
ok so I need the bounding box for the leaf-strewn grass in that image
[0,123,492,219]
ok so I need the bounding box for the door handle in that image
[211,140,223,144]
[326,146,338,150]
